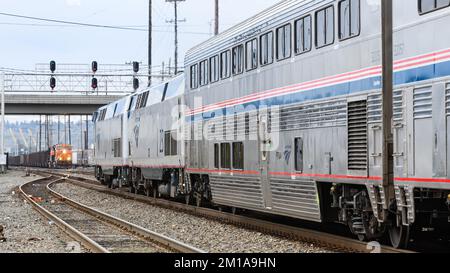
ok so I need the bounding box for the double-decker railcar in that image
[184,0,450,247]
[93,75,188,199]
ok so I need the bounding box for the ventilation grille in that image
[367,94,381,123]
[413,86,432,119]
[348,100,368,171]
[393,90,404,121]
[368,90,404,123]
[278,100,347,131]
[446,83,450,115]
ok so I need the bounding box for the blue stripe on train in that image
[187,60,450,123]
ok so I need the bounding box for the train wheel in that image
[389,219,410,249]
[145,187,151,197]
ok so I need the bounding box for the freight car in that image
[9,144,73,168]
[93,0,450,248]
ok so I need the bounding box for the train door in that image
[258,112,273,210]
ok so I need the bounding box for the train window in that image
[339,0,360,40]
[113,138,122,158]
[232,45,244,75]
[214,143,220,169]
[295,15,312,54]
[190,64,198,89]
[294,137,304,172]
[220,143,231,169]
[210,55,220,83]
[199,60,209,86]
[246,39,258,71]
[164,131,178,156]
[136,91,149,110]
[260,31,274,66]
[316,5,335,48]
[419,0,450,13]
[220,50,231,79]
[128,95,137,111]
[113,104,118,117]
[276,24,292,61]
[232,142,244,170]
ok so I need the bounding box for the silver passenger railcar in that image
[184,0,450,247]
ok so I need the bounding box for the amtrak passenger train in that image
[93,0,450,248]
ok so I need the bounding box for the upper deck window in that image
[260,31,274,66]
[295,15,312,54]
[220,50,231,79]
[232,45,244,75]
[210,55,220,83]
[419,0,450,14]
[190,64,198,89]
[276,24,292,60]
[339,0,360,40]
[199,60,209,86]
[316,6,335,48]
[246,39,258,71]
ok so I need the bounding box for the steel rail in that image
[20,175,205,253]
[54,172,413,254]
[19,177,109,253]
[47,178,205,253]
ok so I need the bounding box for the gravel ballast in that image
[53,182,334,253]
[0,171,84,253]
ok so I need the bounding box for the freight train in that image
[93,0,450,248]
[9,144,73,168]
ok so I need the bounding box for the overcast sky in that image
[1,0,281,70]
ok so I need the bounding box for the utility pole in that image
[381,0,394,219]
[214,0,219,35]
[166,0,186,75]
[148,0,153,87]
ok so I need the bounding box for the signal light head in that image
[50,61,56,73]
[50,76,56,90]
[133,61,139,73]
[133,78,139,90]
[91,77,98,89]
[92,61,98,73]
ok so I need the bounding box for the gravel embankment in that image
[53,182,335,253]
[0,171,85,253]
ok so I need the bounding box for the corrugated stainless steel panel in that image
[210,175,264,209]
[348,100,368,171]
[413,86,433,119]
[270,178,321,222]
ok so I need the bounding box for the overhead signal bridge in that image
[1,63,165,115]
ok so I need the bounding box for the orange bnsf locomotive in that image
[9,144,73,169]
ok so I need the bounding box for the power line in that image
[0,12,148,31]
[0,12,210,35]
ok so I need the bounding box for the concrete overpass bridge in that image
[5,93,124,115]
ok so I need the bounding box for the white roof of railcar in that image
[185,0,322,65]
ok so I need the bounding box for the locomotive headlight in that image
[68,157,72,161]
[63,149,67,154]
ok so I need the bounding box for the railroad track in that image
[19,175,205,254]
[32,170,412,254]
